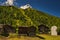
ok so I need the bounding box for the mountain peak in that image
[20,4,32,9]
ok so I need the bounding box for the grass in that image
[0,34,60,40]
[0,36,40,40]
[8,36,40,40]
[37,34,60,40]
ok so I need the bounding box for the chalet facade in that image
[0,24,16,37]
[18,26,36,36]
[38,24,50,34]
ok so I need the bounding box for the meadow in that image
[0,34,60,40]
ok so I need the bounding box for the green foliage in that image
[57,27,60,35]
[0,6,60,29]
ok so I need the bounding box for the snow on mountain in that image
[20,4,32,9]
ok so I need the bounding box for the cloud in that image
[6,0,14,5]
[0,0,17,6]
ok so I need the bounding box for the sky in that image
[0,0,60,17]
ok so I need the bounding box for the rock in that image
[51,26,57,36]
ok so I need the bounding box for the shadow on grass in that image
[35,35,45,40]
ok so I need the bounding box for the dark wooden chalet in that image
[0,24,16,37]
[3,25,16,33]
[0,24,4,34]
[18,26,36,36]
[38,24,50,34]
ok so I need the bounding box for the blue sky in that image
[0,0,60,17]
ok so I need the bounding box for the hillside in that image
[0,6,60,28]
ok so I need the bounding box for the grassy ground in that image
[37,34,60,40]
[0,34,60,40]
[0,36,40,40]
